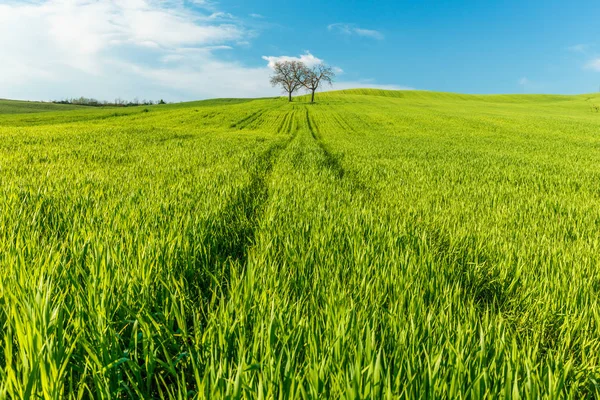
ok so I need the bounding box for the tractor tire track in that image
[306,109,345,180]
[230,110,266,130]
[277,110,297,135]
[305,108,375,197]
[191,135,294,303]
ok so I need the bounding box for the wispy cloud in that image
[328,23,384,40]
[262,52,344,75]
[0,1,406,101]
[329,82,414,91]
[250,13,264,19]
[207,12,235,20]
[585,59,600,71]
[566,44,600,72]
[0,0,276,101]
[517,77,549,93]
[262,52,324,69]
[567,44,590,54]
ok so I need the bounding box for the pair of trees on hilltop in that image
[270,61,335,103]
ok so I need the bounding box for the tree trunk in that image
[288,91,292,102]
[311,90,315,103]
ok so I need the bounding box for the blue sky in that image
[1,0,599,101]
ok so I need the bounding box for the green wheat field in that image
[1,89,600,398]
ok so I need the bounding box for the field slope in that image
[0,99,86,114]
[1,90,600,398]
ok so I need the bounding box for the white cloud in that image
[519,77,530,86]
[568,44,589,54]
[250,13,264,19]
[161,54,186,63]
[328,23,384,40]
[566,44,600,72]
[207,12,235,20]
[261,52,344,75]
[329,82,414,91]
[262,52,324,69]
[353,28,385,40]
[0,0,272,101]
[0,1,406,102]
[585,59,600,71]
[122,59,275,99]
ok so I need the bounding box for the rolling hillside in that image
[1,90,600,398]
[0,99,86,114]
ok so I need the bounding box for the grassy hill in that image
[1,90,600,398]
[0,99,86,114]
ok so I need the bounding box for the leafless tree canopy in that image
[269,61,336,103]
[300,63,335,103]
[269,61,305,102]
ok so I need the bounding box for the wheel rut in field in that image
[277,110,297,135]
[230,102,284,130]
[305,109,346,180]
[216,141,289,261]
[304,109,375,198]
[230,109,266,130]
[209,108,301,281]
[212,107,298,272]
[189,136,294,302]
[199,106,371,294]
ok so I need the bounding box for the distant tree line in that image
[52,97,167,107]
[270,61,335,103]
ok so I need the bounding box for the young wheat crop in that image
[0,91,599,398]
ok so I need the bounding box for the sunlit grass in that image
[1,90,600,398]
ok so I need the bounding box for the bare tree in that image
[300,63,335,103]
[270,61,305,102]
